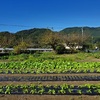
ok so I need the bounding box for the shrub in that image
[55,44,66,54]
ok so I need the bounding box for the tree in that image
[63,33,90,53]
[40,31,63,52]
[13,41,28,54]
[0,32,15,47]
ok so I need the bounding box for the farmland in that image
[0,52,100,100]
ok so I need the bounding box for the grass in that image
[0,51,100,62]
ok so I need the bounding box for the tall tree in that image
[64,33,90,52]
[40,31,63,51]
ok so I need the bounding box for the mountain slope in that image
[0,27,100,47]
[60,27,100,38]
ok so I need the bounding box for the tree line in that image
[0,28,100,54]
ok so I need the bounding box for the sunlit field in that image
[0,52,100,100]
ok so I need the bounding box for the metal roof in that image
[0,48,53,51]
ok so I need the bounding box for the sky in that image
[0,0,100,33]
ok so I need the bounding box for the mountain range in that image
[0,27,100,47]
[60,27,100,38]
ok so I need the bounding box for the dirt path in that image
[0,81,100,86]
[0,73,100,76]
[0,95,100,100]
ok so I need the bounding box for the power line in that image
[0,24,67,31]
[0,24,31,27]
[0,24,64,29]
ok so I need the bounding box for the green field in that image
[0,52,100,100]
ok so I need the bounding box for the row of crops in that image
[1,75,100,81]
[0,60,100,74]
[0,84,100,95]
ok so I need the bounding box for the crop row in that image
[0,60,100,74]
[0,84,100,95]
[0,75,100,81]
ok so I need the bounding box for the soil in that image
[1,73,100,100]
[0,73,100,76]
[0,81,100,86]
[0,95,100,100]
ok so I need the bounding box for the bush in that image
[55,44,66,54]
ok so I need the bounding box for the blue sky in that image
[0,0,100,32]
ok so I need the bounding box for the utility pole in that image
[81,27,84,50]
[22,37,23,42]
[81,27,84,43]
[47,27,54,31]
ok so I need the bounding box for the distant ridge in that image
[0,26,100,37]
[1,26,100,38]
[60,26,100,38]
[0,27,100,47]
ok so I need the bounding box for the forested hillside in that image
[0,28,52,47]
[0,27,100,48]
[60,27,100,38]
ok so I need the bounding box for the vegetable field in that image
[0,61,100,74]
[0,53,100,100]
[1,84,100,95]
